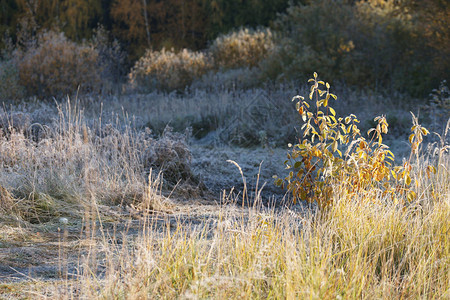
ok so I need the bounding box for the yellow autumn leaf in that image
[332,141,338,153]
[302,112,307,122]
[407,191,416,202]
[329,107,336,116]
[405,174,411,185]
[421,127,429,135]
[391,170,397,179]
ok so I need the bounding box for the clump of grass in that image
[0,99,195,225]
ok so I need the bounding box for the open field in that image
[1,1,448,298]
[0,83,448,299]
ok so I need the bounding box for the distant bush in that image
[261,0,354,83]
[0,58,25,100]
[91,26,128,94]
[17,31,102,98]
[129,48,213,91]
[209,28,274,69]
[130,27,274,92]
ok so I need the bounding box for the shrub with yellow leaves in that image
[274,73,435,208]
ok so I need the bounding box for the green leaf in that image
[294,161,302,169]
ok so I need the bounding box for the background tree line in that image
[0,0,299,60]
[0,0,448,97]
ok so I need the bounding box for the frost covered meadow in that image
[0,0,449,298]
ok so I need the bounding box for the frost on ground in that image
[191,144,289,204]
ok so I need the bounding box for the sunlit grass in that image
[26,153,447,299]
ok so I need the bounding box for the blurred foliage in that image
[0,58,25,100]
[0,0,102,46]
[0,0,298,61]
[91,26,128,94]
[262,0,448,96]
[0,0,448,96]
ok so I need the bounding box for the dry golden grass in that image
[13,152,445,299]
